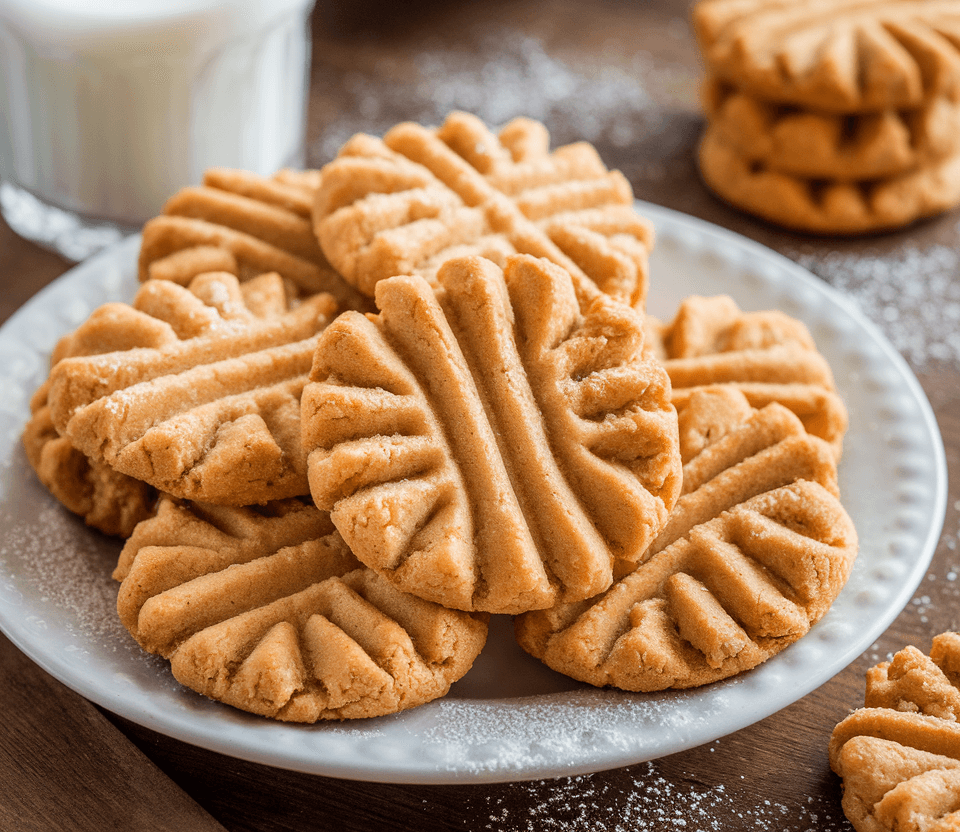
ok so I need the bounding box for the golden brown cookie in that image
[46,272,336,506]
[139,167,369,311]
[648,389,840,559]
[514,389,857,691]
[647,295,848,459]
[693,0,960,113]
[117,497,488,721]
[698,120,960,234]
[516,478,856,690]
[703,76,960,181]
[302,254,682,614]
[23,400,156,538]
[312,111,654,308]
[830,633,960,831]
[866,631,960,720]
[18,277,218,536]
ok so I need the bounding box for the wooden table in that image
[2,1,958,829]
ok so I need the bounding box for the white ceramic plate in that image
[0,203,946,785]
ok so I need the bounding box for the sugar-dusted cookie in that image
[312,111,654,308]
[647,294,848,459]
[515,390,857,691]
[703,76,960,181]
[830,633,960,831]
[694,0,960,113]
[139,167,369,311]
[116,497,487,721]
[46,272,336,506]
[698,120,960,235]
[302,254,682,614]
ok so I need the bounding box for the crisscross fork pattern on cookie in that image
[313,111,654,308]
[303,254,681,614]
[47,273,337,505]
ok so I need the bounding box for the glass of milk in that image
[0,0,316,261]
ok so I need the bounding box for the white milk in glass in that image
[0,0,315,259]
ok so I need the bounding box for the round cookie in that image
[302,253,682,614]
[116,497,488,721]
[694,0,960,113]
[312,111,655,309]
[46,271,337,506]
[697,121,960,234]
[139,167,369,311]
[703,76,960,181]
[514,389,857,691]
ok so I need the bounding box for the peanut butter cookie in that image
[140,167,369,311]
[302,254,681,614]
[831,633,960,831]
[694,0,960,113]
[313,111,654,309]
[515,389,857,690]
[117,497,488,721]
[46,272,336,505]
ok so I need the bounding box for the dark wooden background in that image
[1,1,958,829]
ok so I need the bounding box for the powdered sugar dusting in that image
[909,499,960,630]
[310,27,697,178]
[0,493,124,644]
[788,241,960,371]
[416,687,731,775]
[468,761,848,830]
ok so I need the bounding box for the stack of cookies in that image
[23,111,860,723]
[693,0,960,234]
[831,633,960,831]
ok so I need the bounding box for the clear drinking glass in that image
[0,0,316,261]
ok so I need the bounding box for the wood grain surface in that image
[2,1,959,830]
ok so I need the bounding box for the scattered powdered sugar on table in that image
[862,641,893,667]
[467,760,848,831]
[311,26,697,175]
[788,241,960,371]
[911,499,960,627]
